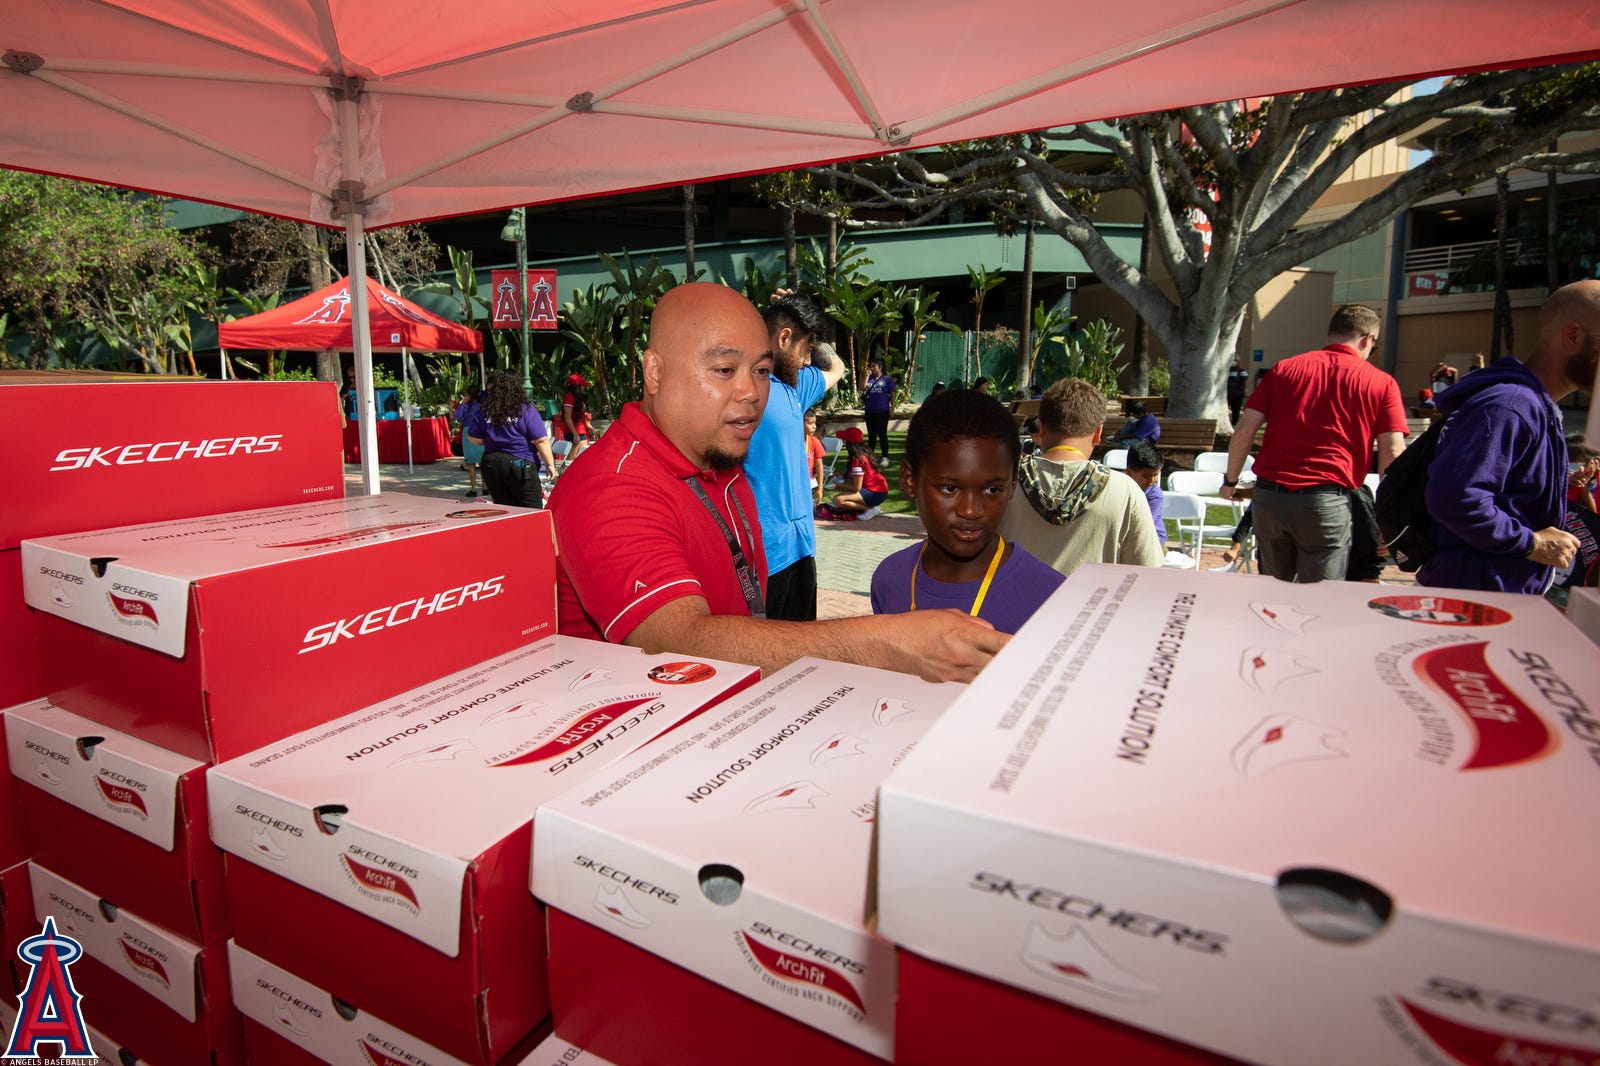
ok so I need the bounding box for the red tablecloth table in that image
[342,416,452,463]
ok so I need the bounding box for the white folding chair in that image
[1161,492,1206,569]
[1102,448,1129,470]
[1163,489,1239,567]
[1167,470,1224,497]
[820,435,846,482]
[551,439,573,461]
[1363,472,1380,494]
[1194,452,1253,475]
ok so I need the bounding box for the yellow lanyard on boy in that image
[909,535,1005,618]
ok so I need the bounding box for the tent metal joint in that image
[883,123,909,147]
[333,180,367,216]
[3,51,44,75]
[330,74,362,101]
[566,91,595,113]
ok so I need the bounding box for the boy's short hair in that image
[905,389,1020,474]
[1125,439,1162,472]
[1039,378,1106,437]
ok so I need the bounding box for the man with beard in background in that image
[746,291,844,619]
[1420,280,1599,593]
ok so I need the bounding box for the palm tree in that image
[601,250,676,394]
[966,264,1004,383]
[902,286,955,398]
[560,284,623,416]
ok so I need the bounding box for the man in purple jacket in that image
[1420,281,1598,594]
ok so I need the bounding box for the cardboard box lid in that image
[27,862,202,1023]
[6,700,199,852]
[21,494,544,658]
[208,637,759,957]
[0,379,342,551]
[880,565,1600,949]
[533,659,961,1056]
[229,940,474,1066]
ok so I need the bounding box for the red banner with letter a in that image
[490,268,559,330]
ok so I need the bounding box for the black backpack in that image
[1374,416,1446,572]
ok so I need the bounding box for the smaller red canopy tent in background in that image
[219,275,482,474]
[218,275,481,354]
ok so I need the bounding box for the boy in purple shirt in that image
[871,390,1062,635]
[1122,440,1166,545]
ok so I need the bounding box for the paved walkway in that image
[350,459,1412,624]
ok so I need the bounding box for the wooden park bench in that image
[1009,398,1041,427]
[1100,415,1219,465]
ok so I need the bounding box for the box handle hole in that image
[698,863,744,906]
[1276,867,1392,943]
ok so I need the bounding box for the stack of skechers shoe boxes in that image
[2,379,549,1063]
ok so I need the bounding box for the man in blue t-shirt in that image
[863,358,896,460]
[746,292,845,620]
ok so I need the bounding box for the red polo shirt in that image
[549,402,768,643]
[1247,343,1408,489]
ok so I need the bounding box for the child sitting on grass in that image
[824,426,888,520]
[871,390,1063,634]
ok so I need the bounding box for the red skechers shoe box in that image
[27,861,243,1066]
[0,379,343,553]
[894,949,1241,1065]
[0,861,33,998]
[24,494,557,763]
[6,700,227,945]
[0,550,43,714]
[210,637,760,1066]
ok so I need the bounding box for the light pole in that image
[499,206,532,394]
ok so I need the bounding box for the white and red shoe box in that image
[1,379,342,719]
[533,659,960,1063]
[232,941,488,1066]
[27,861,242,1065]
[5,700,227,944]
[877,565,1600,1066]
[210,637,760,1066]
[0,379,343,552]
[23,493,557,762]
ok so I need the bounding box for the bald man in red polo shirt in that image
[1221,304,1408,582]
[548,282,1007,682]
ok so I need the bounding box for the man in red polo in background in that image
[1221,304,1408,583]
[547,282,1007,681]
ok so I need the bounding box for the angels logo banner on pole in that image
[490,269,559,330]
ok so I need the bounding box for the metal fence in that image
[901,331,1028,401]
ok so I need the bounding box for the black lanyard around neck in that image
[684,475,766,619]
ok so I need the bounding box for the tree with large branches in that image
[780,64,1600,426]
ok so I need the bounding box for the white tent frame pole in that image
[346,226,379,495]
[402,347,415,475]
[339,83,380,496]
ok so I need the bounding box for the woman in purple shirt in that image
[467,370,558,508]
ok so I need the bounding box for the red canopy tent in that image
[218,275,481,354]
[4,1,1599,489]
[219,276,482,471]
